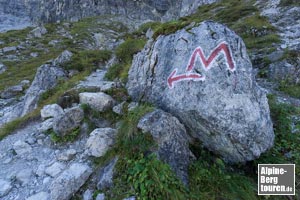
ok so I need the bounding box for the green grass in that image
[279,81,300,99]
[62,49,112,71]
[48,127,81,143]
[279,0,300,6]
[105,38,146,83]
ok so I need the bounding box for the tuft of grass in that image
[278,81,300,99]
[105,38,146,83]
[279,0,300,6]
[48,128,81,143]
[62,49,112,71]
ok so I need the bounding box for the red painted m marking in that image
[167,42,236,89]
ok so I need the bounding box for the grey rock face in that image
[13,140,32,155]
[41,104,64,120]
[83,189,93,200]
[127,21,274,163]
[0,0,217,27]
[50,163,92,200]
[28,26,47,38]
[97,157,118,190]
[52,50,73,67]
[85,128,117,157]
[26,192,49,200]
[138,109,194,184]
[0,62,6,74]
[1,85,23,99]
[96,193,105,200]
[53,106,84,136]
[0,179,12,197]
[21,64,67,116]
[79,92,115,112]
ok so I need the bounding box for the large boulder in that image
[53,106,84,136]
[50,163,92,200]
[79,92,115,112]
[127,21,274,163]
[138,109,195,185]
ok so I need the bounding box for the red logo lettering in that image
[167,42,236,89]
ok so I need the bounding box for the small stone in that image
[57,149,77,161]
[13,140,32,155]
[0,63,7,74]
[123,197,135,200]
[30,52,39,58]
[0,179,12,197]
[43,177,52,185]
[127,102,138,111]
[16,169,32,185]
[83,189,93,200]
[26,137,37,145]
[45,162,66,177]
[26,192,49,200]
[85,128,117,157]
[36,165,46,177]
[97,157,118,190]
[38,118,54,132]
[113,102,126,115]
[96,193,105,200]
[41,104,64,120]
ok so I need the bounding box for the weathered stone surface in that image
[0,62,6,74]
[16,169,33,185]
[83,189,93,200]
[1,85,23,99]
[127,21,274,163]
[41,104,64,120]
[53,106,84,136]
[97,157,118,190]
[52,50,73,67]
[45,162,66,177]
[85,128,117,157]
[28,26,47,38]
[13,140,32,155]
[0,179,12,197]
[26,192,49,200]
[96,193,105,200]
[50,163,92,200]
[21,64,67,116]
[138,109,194,184]
[79,92,115,112]
[38,118,54,132]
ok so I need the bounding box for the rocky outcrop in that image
[138,109,194,185]
[53,106,84,136]
[40,104,64,120]
[127,21,274,163]
[0,0,217,26]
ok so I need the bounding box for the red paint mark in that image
[167,69,204,89]
[167,42,236,89]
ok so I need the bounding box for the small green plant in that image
[114,154,188,200]
[62,49,112,71]
[278,81,300,99]
[48,128,81,143]
[279,0,300,6]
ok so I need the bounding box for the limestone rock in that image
[79,92,115,112]
[96,193,105,200]
[83,189,93,200]
[50,163,92,200]
[0,179,12,197]
[41,104,64,120]
[127,21,274,163]
[45,162,66,177]
[97,157,118,190]
[138,109,194,184]
[85,128,117,157]
[13,140,32,155]
[28,26,47,38]
[21,64,67,116]
[1,85,23,99]
[52,50,73,67]
[0,63,6,74]
[53,106,84,136]
[26,192,49,200]
[38,118,54,132]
